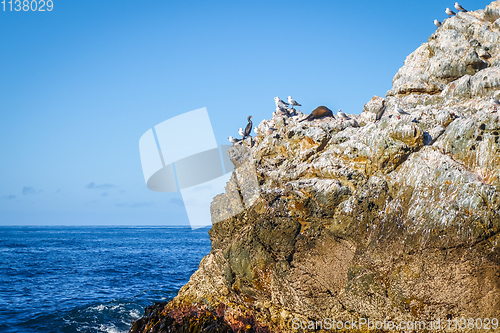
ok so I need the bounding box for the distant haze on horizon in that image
[0,0,491,225]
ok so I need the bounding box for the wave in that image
[9,290,175,333]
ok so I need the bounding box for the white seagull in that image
[238,128,245,137]
[337,110,351,122]
[434,19,442,27]
[491,97,500,111]
[446,8,456,17]
[229,136,241,144]
[394,105,410,119]
[454,2,467,12]
[266,126,276,135]
[287,96,301,109]
[276,104,288,114]
[274,96,289,108]
[255,124,276,136]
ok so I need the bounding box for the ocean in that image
[0,226,211,333]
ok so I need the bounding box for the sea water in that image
[0,226,211,333]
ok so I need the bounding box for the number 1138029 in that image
[2,0,53,11]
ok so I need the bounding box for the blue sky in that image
[0,0,491,225]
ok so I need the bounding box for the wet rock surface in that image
[130,3,500,332]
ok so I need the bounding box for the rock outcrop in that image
[130,3,500,332]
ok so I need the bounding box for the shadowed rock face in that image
[130,3,500,333]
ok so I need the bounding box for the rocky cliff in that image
[130,2,500,332]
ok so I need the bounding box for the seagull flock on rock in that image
[227,3,500,146]
[434,2,467,27]
[229,96,302,144]
[228,89,497,144]
[228,95,363,145]
[229,89,497,145]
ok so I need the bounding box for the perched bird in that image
[238,128,245,138]
[299,106,333,122]
[434,19,442,27]
[276,100,288,109]
[274,96,289,108]
[276,104,288,115]
[228,136,241,144]
[243,116,253,138]
[376,100,386,122]
[455,2,467,12]
[446,7,456,17]
[259,123,276,136]
[256,123,276,136]
[491,97,500,111]
[394,105,410,119]
[288,96,301,109]
[337,110,351,122]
